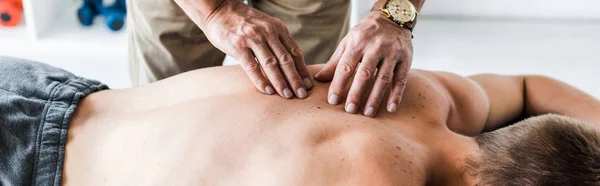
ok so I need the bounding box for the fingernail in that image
[364,107,375,117]
[328,94,339,105]
[283,88,294,99]
[304,78,313,89]
[265,86,275,95]
[388,103,398,112]
[345,103,357,113]
[297,87,307,99]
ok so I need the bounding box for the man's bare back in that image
[62,65,600,185]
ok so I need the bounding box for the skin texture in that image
[175,0,311,99]
[315,11,414,117]
[173,0,428,115]
[315,0,425,117]
[62,65,600,185]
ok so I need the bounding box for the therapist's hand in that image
[203,1,312,99]
[315,11,413,117]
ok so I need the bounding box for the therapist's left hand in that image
[314,11,413,117]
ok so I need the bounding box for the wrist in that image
[204,0,242,22]
[371,0,388,11]
[175,0,242,29]
[371,0,418,37]
[370,11,413,36]
[373,0,425,11]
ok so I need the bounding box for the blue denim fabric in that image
[0,56,108,186]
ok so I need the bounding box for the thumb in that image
[315,39,347,82]
[314,59,338,82]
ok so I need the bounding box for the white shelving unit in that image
[0,0,129,88]
[0,21,27,40]
[42,0,126,51]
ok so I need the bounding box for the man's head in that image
[469,114,600,185]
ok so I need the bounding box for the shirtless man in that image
[1,56,599,186]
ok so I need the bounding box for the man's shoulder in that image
[409,70,491,136]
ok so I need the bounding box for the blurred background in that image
[0,0,599,97]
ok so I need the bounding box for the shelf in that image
[0,22,27,39]
[31,1,129,88]
[40,0,126,53]
[0,22,32,57]
[0,0,129,88]
[0,16,28,43]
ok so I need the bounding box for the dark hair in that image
[470,114,600,186]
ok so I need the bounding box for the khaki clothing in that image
[127,0,351,85]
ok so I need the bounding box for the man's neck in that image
[428,134,480,185]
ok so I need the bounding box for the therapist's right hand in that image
[202,1,312,99]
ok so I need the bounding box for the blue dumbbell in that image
[77,0,126,31]
[117,0,126,12]
[77,0,98,26]
[102,3,125,31]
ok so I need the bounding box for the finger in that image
[251,42,294,99]
[363,58,397,117]
[315,38,348,82]
[344,53,380,114]
[387,58,411,113]
[327,47,362,105]
[279,32,313,90]
[267,37,308,99]
[237,48,275,95]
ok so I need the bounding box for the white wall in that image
[348,0,600,98]
[352,0,600,23]
[421,0,600,19]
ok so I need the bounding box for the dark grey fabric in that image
[0,56,108,186]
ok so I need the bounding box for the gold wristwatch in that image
[379,0,418,33]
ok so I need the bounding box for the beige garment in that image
[127,0,351,85]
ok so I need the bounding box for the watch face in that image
[386,0,417,23]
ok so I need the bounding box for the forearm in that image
[523,75,600,125]
[173,0,240,29]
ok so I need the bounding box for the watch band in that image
[371,0,390,11]
[379,8,415,38]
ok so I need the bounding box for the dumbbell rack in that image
[0,0,126,76]
[0,0,127,88]
[0,0,125,48]
[1,0,125,42]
